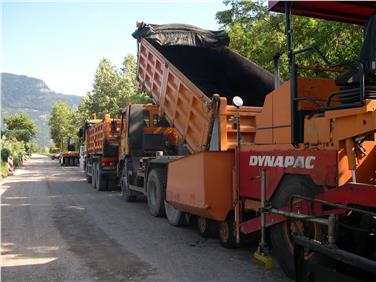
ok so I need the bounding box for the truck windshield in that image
[143,110,150,127]
[67,139,76,151]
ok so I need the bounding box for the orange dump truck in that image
[129,18,376,280]
[124,24,274,223]
[84,114,121,191]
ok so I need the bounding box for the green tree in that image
[88,58,121,117]
[75,54,150,125]
[74,95,93,130]
[3,113,37,143]
[216,0,363,79]
[118,54,150,105]
[48,102,75,146]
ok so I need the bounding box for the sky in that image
[2,1,226,96]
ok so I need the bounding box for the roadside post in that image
[8,155,14,175]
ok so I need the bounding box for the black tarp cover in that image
[132,22,229,48]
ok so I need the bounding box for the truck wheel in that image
[270,175,324,279]
[91,163,97,188]
[86,173,92,183]
[96,165,107,191]
[121,167,137,202]
[86,165,92,183]
[197,217,218,238]
[165,201,186,226]
[147,168,166,217]
[218,212,239,248]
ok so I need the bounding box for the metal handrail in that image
[292,45,366,110]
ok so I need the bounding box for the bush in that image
[12,154,19,167]
[0,138,26,168]
[1,148,11,162]
[1,164,8,177]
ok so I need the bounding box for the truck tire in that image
[86,165,92,183]
[218,212,239,248]
[147,168,166,217]
[121,166,137,202]
[270,175,325,279]
[96,165,107,191]
[86,161,92,183]
[91,163,97,188]
[165,201,186,226]
[86,173,92,183]
[197,217,218,238]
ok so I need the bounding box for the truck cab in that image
[118,103,179,214]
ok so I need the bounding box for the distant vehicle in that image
[49,147,61,160]
[60,136,80,166]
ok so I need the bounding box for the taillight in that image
[101,161,115,167]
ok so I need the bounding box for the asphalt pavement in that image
[1,154,290,282]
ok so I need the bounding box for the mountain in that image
[1,73,82,147]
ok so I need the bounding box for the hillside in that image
[1,73,82,147]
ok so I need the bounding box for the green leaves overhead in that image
[216,0,363,79]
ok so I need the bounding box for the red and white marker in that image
[8,155,14,175]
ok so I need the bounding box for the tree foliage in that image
[75,54,150,124]
[3,113,37,143]
[216,0,363,79]
[48,102,76,146]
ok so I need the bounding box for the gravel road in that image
[1,155,290,282]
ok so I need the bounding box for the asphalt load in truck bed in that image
[151,41,275,107]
